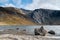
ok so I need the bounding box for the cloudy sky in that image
[0,0,60,10]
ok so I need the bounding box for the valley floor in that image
[0,34,60,40]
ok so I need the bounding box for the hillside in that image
[0,7,36,25]
[0,7,60,25]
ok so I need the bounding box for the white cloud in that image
[0,0,8,3]
[0,0,22,8]
[24,0,60,10]
[24,0,41,10]
[12,0,21,8]
[2,4,16,7]
[0,0,60,10]
[40,3,60,10]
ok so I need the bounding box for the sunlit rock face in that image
[30,8,60,25]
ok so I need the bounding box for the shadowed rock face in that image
[30,9,60,25]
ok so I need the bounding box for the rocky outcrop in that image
[34,26,47,36]
[34,26,56,36]
[30,8,60,25]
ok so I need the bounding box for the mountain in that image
[30,8,60,25]
[0,7,36,25]
[0,7,60,25]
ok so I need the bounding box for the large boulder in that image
[48,30,55,35]
[34,26,47,36]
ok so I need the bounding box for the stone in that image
[34,26,47,36]
[48,30,55,35]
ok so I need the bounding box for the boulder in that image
[48,30,55,35]
[34,26,47,36]
[16,28,19,30]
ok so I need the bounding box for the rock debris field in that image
[0,34,60,40]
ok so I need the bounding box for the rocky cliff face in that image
[30,8,60,25]
[0,7,60,25]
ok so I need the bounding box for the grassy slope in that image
[0,7,36,25]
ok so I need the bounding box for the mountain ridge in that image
[0,7,36,25]
[30,8,60,25]
[0,7,60,25]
